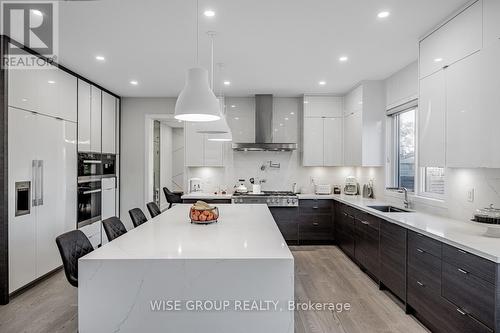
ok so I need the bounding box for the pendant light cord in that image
[196,0,199,65]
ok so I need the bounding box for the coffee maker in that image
[344,176,359,195]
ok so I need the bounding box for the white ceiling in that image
[57,0,467,97]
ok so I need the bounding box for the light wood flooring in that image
[0,246,428,333]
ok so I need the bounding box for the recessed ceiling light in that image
[303,101,309,104]
[95,55,105,61]
[377,11,390,18]
[31,9,43,16]
[47,80,55,84]
[290,112,295,115]
[223,81,231,86]
[204,10,215,17]
[318,81,326,86]
[231,105,236,108]
[339,56,349,62]
[234,117,239,120]
[285,117,289,121]
[130,80,138,85]
[177,120,182,123]
[434,58,443,62]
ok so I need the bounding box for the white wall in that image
[159,123,173,210]
[120,97,176,229]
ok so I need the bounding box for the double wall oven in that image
[77,152,116,228]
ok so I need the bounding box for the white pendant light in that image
[175,68,221,122]
[174,0,221,122]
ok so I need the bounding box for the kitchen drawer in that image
[379,221,406,301]
[270,207,299,243]
[299,199,332,215]
[356,212,380,231]
[408,243,442,292]
[336,211,354,234]
[299,214,333,242]
[442,244,496,284]
[442,262,495,329]
[408,275,492,333]
[408,231,442,258]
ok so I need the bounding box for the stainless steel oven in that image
[77,179,102,228]
[102,154,116,177]
[78,152,102,180]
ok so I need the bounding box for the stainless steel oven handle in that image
[83,160,102,164]
[82,189,102,195]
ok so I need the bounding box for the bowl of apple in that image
[189,201,219,224]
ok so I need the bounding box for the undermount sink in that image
[368,205,412,213]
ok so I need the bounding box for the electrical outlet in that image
[467,188,475,202]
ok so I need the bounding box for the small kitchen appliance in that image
[333,185,341,195]
[315,184,332,195]
[234,179,248,193]
[362,181,374,198]
[189,178,202,193]
[344,176,359,195]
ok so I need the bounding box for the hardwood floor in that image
[0,246,428,333]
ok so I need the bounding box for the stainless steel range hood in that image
[232,94,297,152]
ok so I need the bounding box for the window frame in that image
[391,107,417,193]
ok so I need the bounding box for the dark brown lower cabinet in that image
[182,199,232,204]
[379,220,406,301]
[298,200,334,244]
[354,213,379,279]
[335,204,355,259]
[269,207,299,245]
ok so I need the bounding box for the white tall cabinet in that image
[78,80,102,153]
[8,63,77,292]
[302,96,343,166]
[343,82,385,167]
[418,0,500,168]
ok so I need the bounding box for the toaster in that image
[315,184,332,195]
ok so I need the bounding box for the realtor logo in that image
[1,1,58,68]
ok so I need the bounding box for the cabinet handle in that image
[458,268,468,275]
[458,249,467,254]
[313,222,319,226]
[312,207,319,209]
[416,233,423,237]
[416,248,425,253]
[456,308,467,316]
[361,220,369,225]
[416,281,424,287]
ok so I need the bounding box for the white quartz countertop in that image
[309,194,500,263]
[82,204,292,261]
[181,192,233,200]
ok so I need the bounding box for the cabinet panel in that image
[102,92,116,154]
[302,117,324,166]
[446,52,482,167]
[483,0,500,47]
[323,118,343,166]
[419,70,445,167]
[78,80,91,152]
[304,96,343,118]
[299,215,333,242]
[269,207,299,243]
[343,111,362,166]
[379,221,406,301]
[204,138,224,167]
[344,85,363,115]
[442,244,496,284]
[419,1,482,78]
[90,86,102,153]
[185,122,204,167]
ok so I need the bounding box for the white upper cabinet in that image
[483,0,500,47]
[102,92,117,154]
[226,97,255,143]
[185,122,224,167]
[445,52,482,168]
[302,117,324,166]
[419,0,482,79]
[8,51,77,122]
[419,70,446,167]
[343,81,385,167]
[323,117,343,166]
[273,98,299,143]
[90,85,102,153]
[385,62,418,110]
[78,80,91,152]
[343,86,363,115]
[303,95,343,118]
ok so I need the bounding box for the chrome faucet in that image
[386,187,409,208]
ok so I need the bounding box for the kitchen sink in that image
[367,205,412,213]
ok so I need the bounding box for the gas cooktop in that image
[232,191,298,207]
[232,191,296,197]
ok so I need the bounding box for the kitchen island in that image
[78,204,294,333]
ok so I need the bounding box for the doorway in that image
[153,120,161,206]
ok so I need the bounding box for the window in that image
[393,109,416,192]
[421,167,445,196]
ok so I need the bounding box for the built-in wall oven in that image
[77,178,102,228]
[78,152,102,180]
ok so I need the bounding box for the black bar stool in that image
[102,217,127,241]
[128,208,148,227]
[146,202,161,218]
[55,230,94,288]
[163,187,182,209]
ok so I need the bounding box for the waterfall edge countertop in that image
[81,204,292,260]
[299,193,500,263]
[78,204,294,333]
